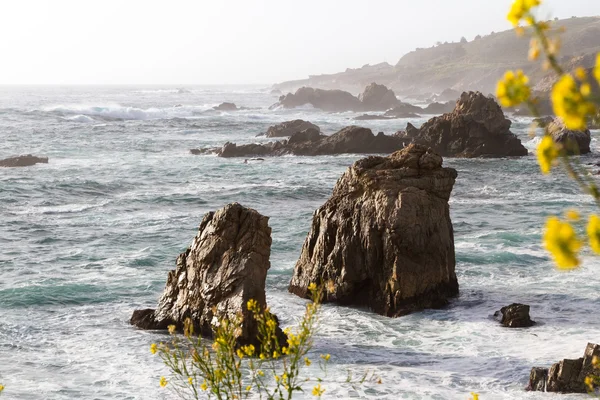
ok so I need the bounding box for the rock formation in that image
[288,144,459,317]
[271,87,363,112]
[384,102,424,117]
[192,126,406,158]
[494,303,535,328]
[528,343,600,393]
[130,203,284,345]
[395,91,528,158]
[0,155,49,167]
[213,102,239,111]
[359,82,401,111]
[422,102,455,115]
[355,113,420,121]
[265,120,320,138]
[547,117,591,155]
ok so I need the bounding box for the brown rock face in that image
[272,87,363,112]
[265,120,320,138]
[288,144,459,317]
[547,117,591,155]
[0,155,48,167]
[494,303,535,328]
[528,343,600,393]
[359,83,401,111]
[397,91,528,158]
[131,203,283,345]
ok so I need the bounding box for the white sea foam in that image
[43,103,215,121]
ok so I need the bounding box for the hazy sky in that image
[0,0,599,85]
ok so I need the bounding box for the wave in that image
[43,103,216,121]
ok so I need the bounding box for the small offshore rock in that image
[0,155,49,167]
[547,117,591,155]
[494,303,535,328]
[265,119,320,138]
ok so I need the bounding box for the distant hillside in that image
[273,16,600,97]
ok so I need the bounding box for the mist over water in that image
[1,85,599,399]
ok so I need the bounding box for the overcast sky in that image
[0,0,599,85]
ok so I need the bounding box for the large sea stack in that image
[131,203,283,345]
[397,91,528,157]
[288,144,459,317]
[359,82,401,111]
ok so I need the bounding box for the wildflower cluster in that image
[150,283,341,399]
[496,70,531,108]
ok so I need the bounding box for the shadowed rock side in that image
[547,117,591,155]
[0,155,48,167]
[130,203,284,346]
[288,144,459,317]
[494,303,535,328]
[359,82,401,111]
[265,120,320,138]
[528,343,600,393]
[192,126,406,158]
[396,91,528,158]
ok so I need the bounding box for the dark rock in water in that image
[130,203,284,346]
[288,144,459,317]
[196,126,406,158]
[547,117,591,155]
[0,155,49,167]
[355,112,420,120]
[395,91,528,158]
[528,343,600,393]
[422,102,454,115]
[213,102,238,111]
[494,303,535,328]
[271,87,363,112]
[533,116,554,127]
[384,102,423,117]
[287,128,322,144]
[265,119,320,138]
[359,82,401,111]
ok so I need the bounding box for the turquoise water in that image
[1,85,599,399]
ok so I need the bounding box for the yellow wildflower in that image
[536,135,558,174]
[544,217,581,269]
[188,377,193,385]
[565,209,580,221]
[236,348,245,359]
[595,53,600,84]
[247,299,259,312]
[587,215,600,254]
[150,343,157,355]
[200,381,208,391]
[305,357,312,366]
[242,344,255,356]
[320,354,331,361]
[593,355,599,366]
[273,350,280,359]
[551,74,596,130]
[259,353,267,360]
[246,385,252,391]
[167,324,176,334]
[470,393,479,400]
[257,370,265,377]
[496,70,531,107]
[275,375,281,382]
[307,282,317,292]
[0,384,4,393]
[507,0,541,26]
[312,384,325,396]
[575,67,588,81]
[159,376,168,388]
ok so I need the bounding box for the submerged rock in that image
[265,119,320,138]
[130,203,284,345]
[384,102,424,117]
[271,87,363,112]
[396,91,528,158]
[494,303,535,328]
[355,112,420,120]
[528,343,600,393]
[547,117,591,155]
[359,82,401,111]
[0,155,49,167]
[193,126,406,158]
[288,144,459,317]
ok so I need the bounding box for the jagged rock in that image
[547,117,591,155]
[529,343,600,393]
[287,128,323,144]
[271,87,363,112]
[0,155,49,167]
[130,203,284,346]
[288,144,459,317]
[422,102,454,115]
[196,126,406,158]
[266,120,320,138]
[359,83,401,111]
[213,102,238,111]
[395,91,528,158]
[494,303,535,328]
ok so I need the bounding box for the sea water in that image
[0,85,598,399]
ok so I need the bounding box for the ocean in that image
[0,85,598,399]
